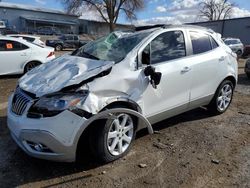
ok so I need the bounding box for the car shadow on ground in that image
[238,73,250,86]
[137,107,214,138]
[0,75,21,79]
[0,116,8,135]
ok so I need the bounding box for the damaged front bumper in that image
[7,94,88,162]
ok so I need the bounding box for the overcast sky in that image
[2,0,250,25]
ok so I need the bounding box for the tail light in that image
[47,51,55,58]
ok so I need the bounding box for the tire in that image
[89,106,137,163]
[207,80,234,115]
[236,50,242,56]
[55,44,63,51]
[24,61,41,73]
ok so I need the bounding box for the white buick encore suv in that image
[7,25,238,163]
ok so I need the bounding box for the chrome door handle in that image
[219,56,225,61]
[181,66,191,73]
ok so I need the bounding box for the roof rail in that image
[162,24,215,33]
[135,24,164,31]
[135,24,215,33]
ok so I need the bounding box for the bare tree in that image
[61,0,144,32]
[199,0,236,21]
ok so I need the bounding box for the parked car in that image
[7,25,238,163]
[0,28,18,35]
[0,36,55,75]
[0,21,6,29]
[242,45,250,58]
[46,34,88,51]
[223,38,244,56]
[7,34,45,46]
[37,26,61,36]
[245,58,250,79]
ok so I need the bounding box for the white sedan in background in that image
[7,34,45,46]
[0,36,55,75]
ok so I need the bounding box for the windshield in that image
[73,30,152,63]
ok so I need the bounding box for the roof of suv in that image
[136,24,215,33]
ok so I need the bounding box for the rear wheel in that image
[24,61,41,73]
[90,109,136,163]
[208,80,234,114]
[55,44,63,51]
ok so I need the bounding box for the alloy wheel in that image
[107,114,134,156]
[25,62,39,72]
[217,84,233,112]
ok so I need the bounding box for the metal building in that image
[79,19,133,36]
[191,17,250,45]
[0,2,79,34]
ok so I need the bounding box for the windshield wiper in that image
[80,51,99,60]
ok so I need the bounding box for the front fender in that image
[73,108,154,157]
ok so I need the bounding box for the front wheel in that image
[90,112,136,163]
[208,80,234,114]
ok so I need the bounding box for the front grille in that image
[11,88,32,116]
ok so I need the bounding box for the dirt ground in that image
[0,57,249,188]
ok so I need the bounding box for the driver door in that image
[140,30,192,123]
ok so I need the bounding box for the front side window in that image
[141,31,186,65]
[190,32,212,54]
[0,40,28,51]
[0,40,5,51]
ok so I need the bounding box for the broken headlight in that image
[28,91,89,118]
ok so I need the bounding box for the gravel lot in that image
[0,56,249,188]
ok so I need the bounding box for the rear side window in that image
[0,40,29,51]
[190,32,212,54]
[74,36,78,40]
[23,37,35,42]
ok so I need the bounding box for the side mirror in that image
[144,66,162,89]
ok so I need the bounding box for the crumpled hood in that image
[19,54,114,97]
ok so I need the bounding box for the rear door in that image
[187,31,223,104]
[73,35,79,48]
[0,40,31,75]
[64,35,74,48]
